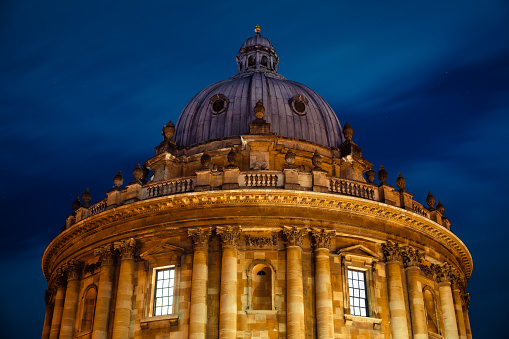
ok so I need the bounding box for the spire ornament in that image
[113,170,123,187]
[365,169,375,183]
[343,122,353,141]
[254,24,261,33]
[426,191,436,209]
[378,165,388,184]
[82,188,91,208]
[396,173,406,191]
[133,163,143,183]
[312,150,323,171]
[72,196,81,212]
[436,200,445,214]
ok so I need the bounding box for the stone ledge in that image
[140,314,179,329]
[245,309,278,315]
[344,314,382,330]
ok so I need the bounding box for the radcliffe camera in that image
[40,26,472,339]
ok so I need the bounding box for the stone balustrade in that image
[64,169,451,230]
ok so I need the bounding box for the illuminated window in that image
[154,268,175,316]
[348,269,368,317]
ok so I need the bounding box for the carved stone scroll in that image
[188,227,212,251]
[216,226,242,248]
[311,228,334,249]
[245,234,277,247]
[283,226,307,247]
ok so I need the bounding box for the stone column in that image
[283,227,307,339]
[41,290,54,339]
[112,238,138,339]
[461,293,472,339]
[434,264,459,339]
[216,226,242,339]
[311,229,334,339]
[451,276,467,339]
[381,241,410,339]
[92,244,116,339]
[188,228,212,339]
[49,273,66,339]
[401,247,427,339]
[60,259,84,339]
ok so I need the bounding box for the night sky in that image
[1,1,508,337]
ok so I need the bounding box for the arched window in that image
[261,56,268,67]
[423,287,439,334]
[248,56,255,67]
[80,285,97,333]
[247,260,276,311]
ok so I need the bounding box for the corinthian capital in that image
[283,226,307,247]
[311,228,334,249]
[381,241,402,262]
[95,243,116,266]
[432,263,453,284]
[62,259,84,281]
[216,226,242,248]
[114,238,138,260]
[44,289,54,306]
[451,269,464,290]
[461,293,470,311]
[401,246,422,268]
[188,227,212,251]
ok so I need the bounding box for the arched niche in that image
[246,260,276,311]
[79,284,97,333]
[423,286,440,335]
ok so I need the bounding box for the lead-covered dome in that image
[174,26,345,148]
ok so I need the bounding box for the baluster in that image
[274,175,278,186]
[249,174,253,186]
[264,174,268,186]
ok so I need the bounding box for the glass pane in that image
[360,290,365,298]
[168,297,173,306]
[360,308,366,317]
[156,289,162,297]
[163,288,169,297]
[161,306,168,315]
[163,270,169,279]
[169,270,175,279]
[348,270,353,279]
[163,280,169,288]
[353,280,359,288]
[155,308,161,316]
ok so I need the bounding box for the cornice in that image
[42,189,472,281]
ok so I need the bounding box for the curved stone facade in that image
[41,28,473,339]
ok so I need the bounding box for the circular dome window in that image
[290,94,309,115]
[209,94,229,114]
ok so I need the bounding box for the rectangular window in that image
[348,269,368,317]
[154,268,175,316]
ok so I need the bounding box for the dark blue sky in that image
[1,1,508,337]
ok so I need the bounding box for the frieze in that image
[283,226,307,247]
[114,238,138,260]
[244,234,277,247]
[401,246,422,268]
[310,228,334,249]
[419,264,434,279]
[381,241,402,262]
[216,226,242,248]
[42,190,472,282]
[188,227,212,251]
[83,261,101,275]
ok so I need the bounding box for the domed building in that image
[41,26,473,339]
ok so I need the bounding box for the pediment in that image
[338,245,379,260]
[140,242,185,260]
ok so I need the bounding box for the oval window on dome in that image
[290,94,309,115]
[209,94,229,114]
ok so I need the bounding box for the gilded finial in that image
[254,24,261,33]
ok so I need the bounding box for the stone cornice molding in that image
[188,227,212,251]
[94,243,116,266]
[381,241,402,263]
[114,238,138,261]
[311,228,334,250]
[401,246,422,268]
[62,259,84,281]
[216,226,242,249]
[283,226,308,247]
[42,190,472,281]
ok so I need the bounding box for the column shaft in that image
[438,282,459,339]
[41,298,54,339]
[462,308,472,339]
[386,261,410,339]
[189,248,209,339]
[287,246,305,339]
[219,246,237,339]
[92,262,115,339]
[406,267,427,339]
[111,258,135,339]
[59,278,80,339]
[49,285,66,339]
[314,248,334,339]
[452,289,467,339]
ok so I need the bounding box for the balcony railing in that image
[329,178,376,200]
[146,177,195,198]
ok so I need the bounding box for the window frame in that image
[347,268,369,317]
[78,284,98,335]
[246,259,277,312]
[149,265,179,317]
